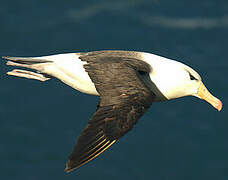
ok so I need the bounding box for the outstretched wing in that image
[65,55,155,172]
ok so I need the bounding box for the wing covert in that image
[65,55,155,172]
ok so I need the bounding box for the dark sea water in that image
[0,0,227,179]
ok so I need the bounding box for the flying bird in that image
[2,50,222,172]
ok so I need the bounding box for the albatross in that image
[2,50,222,172]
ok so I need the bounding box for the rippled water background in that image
[0,0,227,179]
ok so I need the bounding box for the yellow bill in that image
[197,82,222,111]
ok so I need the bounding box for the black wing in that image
[65,55,155,172]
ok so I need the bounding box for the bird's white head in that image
[142,53,222,111]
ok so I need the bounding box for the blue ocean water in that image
[0,0,227,179]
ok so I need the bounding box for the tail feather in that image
[2,56,52,64]
[2,56,52,81]
[7,69,50,81]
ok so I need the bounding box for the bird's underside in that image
[2,52,156,172]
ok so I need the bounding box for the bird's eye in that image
[138,70,147,75]
[189,73,197,81]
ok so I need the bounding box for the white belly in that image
[41,53,99,95]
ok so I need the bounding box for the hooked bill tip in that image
[197,82,222,112]
[216,99,223,111]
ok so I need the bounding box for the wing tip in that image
[64,140,117,173]
[65,160,81,173]
[65,161,76,173]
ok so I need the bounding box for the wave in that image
[67,0,227,30]
[140,15,228,29]
[68,0,147,22]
